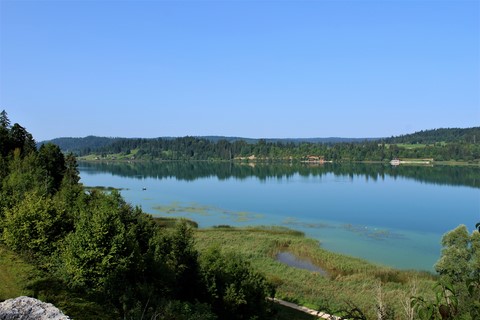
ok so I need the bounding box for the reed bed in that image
[195,226,436,320]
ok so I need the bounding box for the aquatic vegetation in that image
[282,217,332,229]
[153,202,264,222]
[153,202,212,216]
[342,224,406,240]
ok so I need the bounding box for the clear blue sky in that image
[1,0,478,141]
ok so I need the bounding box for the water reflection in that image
[79,161,480,189]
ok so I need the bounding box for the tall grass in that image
[195,226,436,320]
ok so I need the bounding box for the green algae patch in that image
[152,201,264,222]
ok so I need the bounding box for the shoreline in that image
[77,157,480,167]
[157,216,438,274]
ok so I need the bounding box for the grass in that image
[396,143,429,149]
[153,216,199,228]
[0,245,116,319]
[0,245,37,300]
[194,226,437,320]
[78,149,141,161]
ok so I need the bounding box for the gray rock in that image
[0,296,70,320]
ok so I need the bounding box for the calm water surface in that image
[78,162,480,271]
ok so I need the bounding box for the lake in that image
[78,161,480,271]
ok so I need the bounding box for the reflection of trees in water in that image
[78,161,480,189]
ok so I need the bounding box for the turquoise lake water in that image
[78,162,480,271]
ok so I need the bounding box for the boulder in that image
[0,296,70,320]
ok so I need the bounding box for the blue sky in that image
[0,0,478,141]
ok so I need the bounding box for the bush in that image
[200,247,275,320]
[58,190,156,305]
[2,192,72,259]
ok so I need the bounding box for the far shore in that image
[77,156,480,167]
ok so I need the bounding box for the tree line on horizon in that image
[42,127,480,162]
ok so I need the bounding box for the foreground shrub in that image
[200,247,275,320]
[2,192,72,259]
[58,190,156,307]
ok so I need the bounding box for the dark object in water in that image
[142,187,147,190]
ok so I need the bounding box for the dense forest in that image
[2,110,479,320]
[386,127,480,144]
[43,136,378,154]
[42,127,480,162]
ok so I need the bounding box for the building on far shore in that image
[304,155,325,163]
[390,159,401,166]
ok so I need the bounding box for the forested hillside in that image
[386,127,480,144]
[39,136,126,154]
[41,127,480,162]
[41,135,377,154]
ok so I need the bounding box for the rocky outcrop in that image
[0,296,70,320]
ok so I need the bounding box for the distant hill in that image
[198,136,379,144]
[42,128,480,155]
[385,127,480,144]
[38,136,126,154]
[40,135,380,154]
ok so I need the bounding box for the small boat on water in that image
[142,187,147,190]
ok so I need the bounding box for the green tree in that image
[37,143,66,194]
[9,123,36,156]
[2,151,43,206]
[54,153,84,215]
[152,221,201,301]
[0,110,11,157]
[60,191,136,290]
[199,248,274,320]
[435,225,471,282]
[2,192,72,260]
[0,110,10,128]
[62,153,80,187]
[411,225,480,320]
[58,190,158,314]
